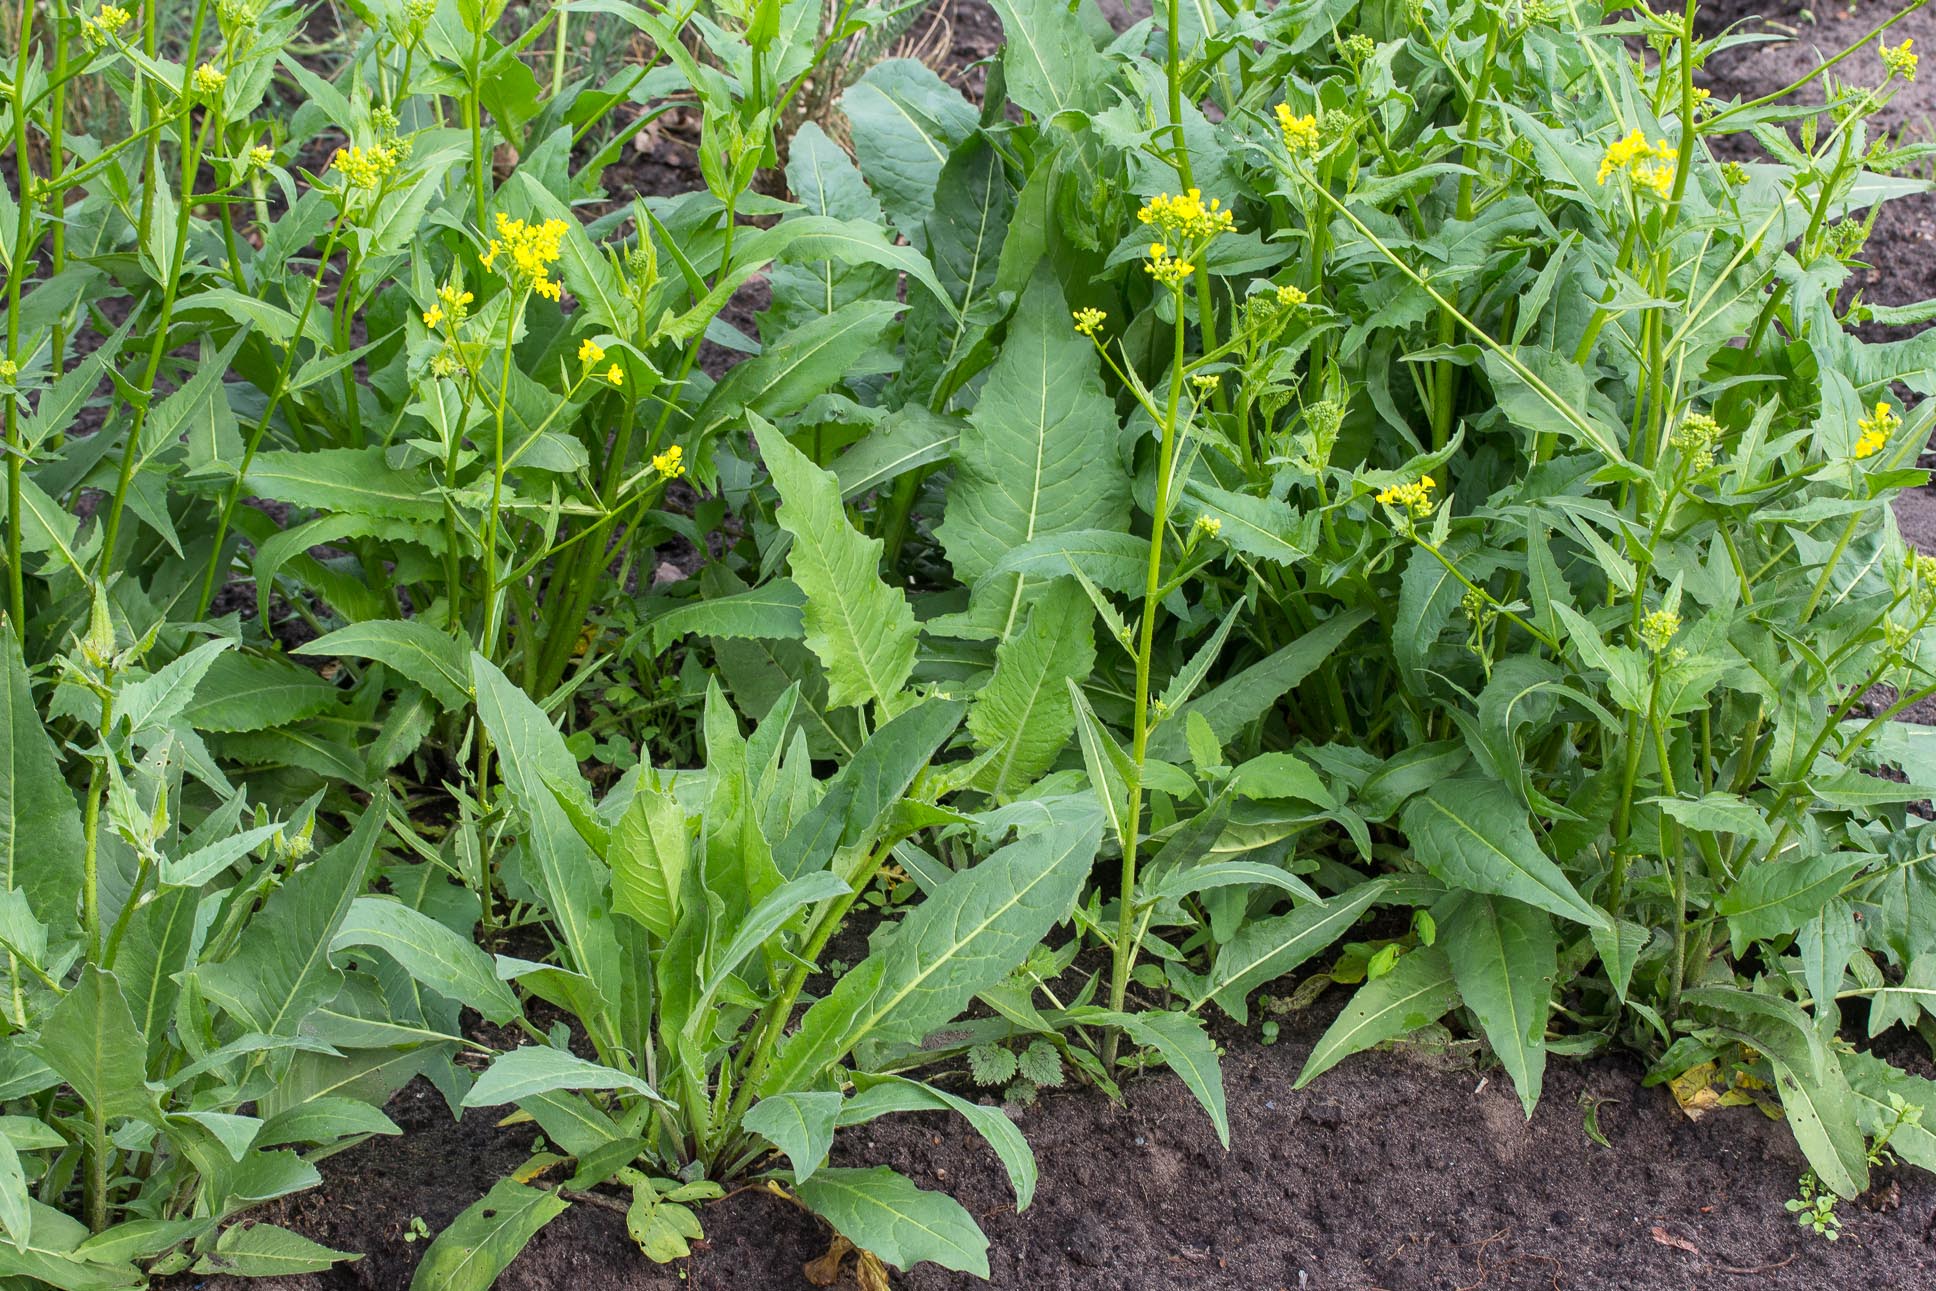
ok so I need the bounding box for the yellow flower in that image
[0,359,16,383]
[248,144,274,170]
[578,339,606,366]
[1193,514,1222,539]
[1374,475,1437,519]
[1597,128,1677,200]
[1192,373,1221,391]
[1856,401,1901,458]
[1640,608,1681,653]
[1137,189,1235,242]
[1275,103,1320,155]
[1072,307,1107,337]
[421,304,443,328]
[605,363,623,386]
[489,212,570,301]
[84,4,129,45]
[652,444,685,480]
[191,62,227,99]
[1145,244,1194,287]
[1883,37,1918,82]
[333,143,398,190]
[1276,283,1308,307]
[438,283,474,318]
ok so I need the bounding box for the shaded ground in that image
[183,1003,1936,1291]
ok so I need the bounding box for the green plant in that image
[0,605,473,1282]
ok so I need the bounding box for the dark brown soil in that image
[183,1001,1936,1291]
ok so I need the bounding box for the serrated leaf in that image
[297,621,471,710]
[967,580,1095,799]
[938,270,1129,641]
[463,1045,670,1109]
[646,582,806,653]
[1147,609,1371,761]
[0,623,82,933]
[1401,780,1608,929]
[610,787,688,939]
[192,1223,357,1276]
[752,419,917,710]
[839,1075,1037,1209]
[181,653,338,733]
[32,966,159,1126]
[245,447,442,522]
[1205,881,1387,1022]
[1716,854,1866,954]
[840,60,978,245]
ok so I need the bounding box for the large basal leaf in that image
[936,269,1129,641]
[1439,892,1555,1118]
[761,804,1104,1093]
[0,1201,144,1288]
[752,419,917,710]
[1075,1008,1229,1148]
[191,1223,358,1277]
[966,580,1095,800]
[898,133,1015,406]
[463,1045,668,1109]
[986,0,1110,120]
[766,122,895,334]
[839,1076,1036,1209]
[244,447,442,523]
[0,622,82,933]
[794,1166,987,1276]
[1204,881,1389,1023]
[1716,853,1867,955]
[194,803,384,1036]
[697,298,904,439]
[410,1179,569,1291]
[1296,946,1460,1089]
[645,582,806,654]
[839,59,979,247]
[1401,779,1608,929]
[609,786,688,939]
[297,621,471,711]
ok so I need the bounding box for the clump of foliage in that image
[7,0,1936,1280]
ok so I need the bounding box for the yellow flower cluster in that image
[1671,411,1722,472]
[0,359,17,383]
[578,339,606,367]
[1883,38,1918,82]
[1072,307,1107,337]
[191,62,227,99]
[1191,372,1221,391]
[652,444,685,479]
[1137,189,1235,242]
[1856,401,1901,457]
[248,144,275,171]
[481,213,569,302]
[1276,104,1320,155]
[422,283,472,329]
[1640,608,1681,653]
[605,364,623,386]
[334,143,400,190]
[1596,128,1677,200]
[1193,514,1222,539]
[1375,475,1436,518]
[1276,283,1308,307]
[1146,242,1194,286]
[84,4,130,46]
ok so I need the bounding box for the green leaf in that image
[1401,780,1608,929]
[181,653,339,733]
[743,1090,844,1183]
[762,805,1103,1093]
[840,60,979,244]
[0,1202,143,1287]
[1112,1010,1228,1148]
[1205,881,1388,1022]
[410,1180,569,1291]
[1716,854,1866,954]
[114,639,232,740]
[0,1133,27,1250]
[832,410,962,500]
[752,418,917,709]
[297,621,471,711]
[966,580,1095,799]
[937,270,1129,641]
[1296,946,1460,1088]
[1842,1052,1936,1173]
[0,622,82,932]
[646,583,806,653]
[463,1046,670,1109]
[689,872,851,1022]
[698,299,904,437]
[194,803,384,1036]
[1181,481,1308,564]
[1147,609,1371,760]
[793,1166,987,1276]
[32,966,159,1126]
[245,447,442,523]
[840,1076,1037,1209]
[986,0,1109,119]
[1651,792,1774,845]
[609,787,688,939]
[1439,892,1554,1117]
[1225,752,1334,806]
[192,1223,357,1276]
[331,897,522,1025]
